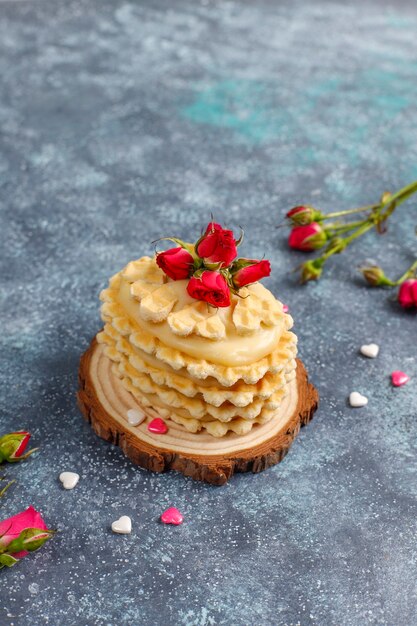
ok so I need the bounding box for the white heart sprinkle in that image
[111,515,132,535]
[360,343,379,358]
[59,471,80,490]
[349,391,368,408]
[127,409,146,426]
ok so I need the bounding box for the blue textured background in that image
[1,1,416,624]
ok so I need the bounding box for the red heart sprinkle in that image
[160,507,183,525]
[282,304,289,313]
[147,418,168,434]
[391,371,410,387]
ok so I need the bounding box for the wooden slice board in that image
[78,338,319,485]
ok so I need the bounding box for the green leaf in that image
[192,268,205,279]
[0,553,19,567]
[203,261,224,272]
[154,237,196,257]
[6,448,39,463]
[19,528,55,552]
[229,258,259,274]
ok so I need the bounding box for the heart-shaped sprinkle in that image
[360,343,379,358]
[127,409,146,426]
[160,507,183,525]
[59,471,80,490]
[147,418,168,434]
[282,304,289,313]
[111,515,132,534]
[391,371,410,387]
[349,391,368,407]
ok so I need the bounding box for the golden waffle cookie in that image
[107,348,294,422]
[97,324,297,405]
[232,283,283,334]
[113,354,296,421]
[167,300,226,340]
[117,366,294,437]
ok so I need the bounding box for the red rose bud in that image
[0,431,36,463]
[286,205,323,226]
[398,278,417,309]
[232,259,271,288]
[288,223,327,251]
[156,247,195,281]
[5,527,54,556]
[187,271,231,308]
[196,222,237,267]
[0,506,50,561]
[359,264,395,287]
[300,259,324,283]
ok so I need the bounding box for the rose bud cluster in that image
[286,205,323,226]
[0,431,37,464]
[288,223,328,252]
[398,278,417,309]
[0,506,54,569]
[284,182,417,310]
[155,221,272,308]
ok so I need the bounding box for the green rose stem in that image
[299,180,417,282]
[326,219,369,235]
[0,479,15,499]
[301,221,375,282]
[395,259,417,284]
[322,204,379,220]
[301,219,389,283]
[382,179,417,206]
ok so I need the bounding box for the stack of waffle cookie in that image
[96,257,297,438]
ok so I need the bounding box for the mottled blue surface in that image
[1,1,417,624]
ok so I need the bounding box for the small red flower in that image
[156,247,194,280]
[286,205,321,226]
[0,506,49,559]
[288,222,327,251]
[232,260,271,288]
[196,222,237,267]
[0,431,33,463]
[398,278,417,309]
[187,271,231,307]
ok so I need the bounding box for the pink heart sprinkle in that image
[160,507,183,525]
[391,371,410,387]
[283,304,289,313]
[147,418,168,434]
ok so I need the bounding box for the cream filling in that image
[118,278,284,367]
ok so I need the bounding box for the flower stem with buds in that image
[288,180,417,285]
